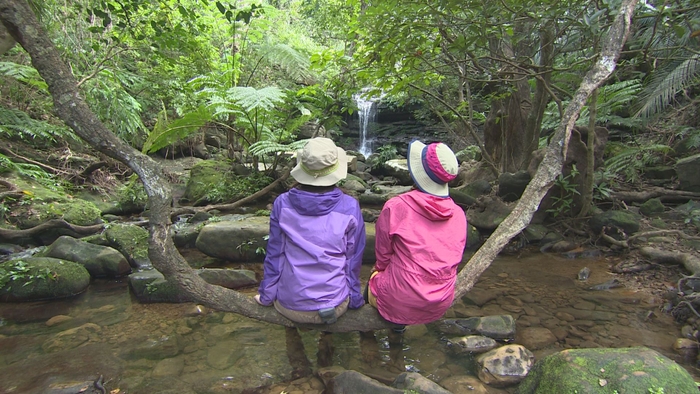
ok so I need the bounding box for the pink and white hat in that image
[407,140,458,197]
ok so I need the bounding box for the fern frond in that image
[226,86,286,113]
[635,53,700,118]
[142,106,212,154]
[604,143,672,183]
[0,61,48,91]
[257,43,316,83]
[0,106,74,142]
[248,138,308,158]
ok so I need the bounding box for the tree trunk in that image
[0,0,637,331]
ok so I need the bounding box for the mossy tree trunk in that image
[0,0,636,331]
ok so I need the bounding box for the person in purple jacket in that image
[254,137,366,324]
[367,140,467,330]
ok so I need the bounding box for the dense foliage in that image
[0,0,699,214]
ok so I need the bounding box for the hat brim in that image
[290,147,348,186]
[408,140,449,197]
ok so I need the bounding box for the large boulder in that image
[497,171,531,202]
[103,223,151,269]
[0,257,90,302]
[42,235,131,278]
[676,153,700,192]
[516,347,698,394]
[196,215,379,264]
[589,210,642,239]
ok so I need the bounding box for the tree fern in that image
[635,53,700,118]
[226,86,286,113]
[256,42,316,84]
[142,106,212,154]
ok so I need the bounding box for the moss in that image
[0,257,90,301]
[182,160,232,202]
[6,175,102,228]
[104,223,149,261]
[517,347,697,394]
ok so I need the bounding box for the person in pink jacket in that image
[367,140,467,329]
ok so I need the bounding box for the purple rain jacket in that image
[257,187,366,311]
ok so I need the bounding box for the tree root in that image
[0,219,104,242]
[639,247,700,277]
[611,187,700,204]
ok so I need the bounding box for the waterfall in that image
[354,93,377,157]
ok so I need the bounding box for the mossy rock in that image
[589,210,641,239]
[104,223,150,269]
[10,192,102,230]
[182,160,232,203]
[0,257,90,302]
[516,347,697,394]
[640,198,665,217]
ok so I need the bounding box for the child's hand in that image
[254,294,267,306]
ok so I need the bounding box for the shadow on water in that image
[0,252,697,393]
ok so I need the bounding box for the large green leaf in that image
[142,106,212,154]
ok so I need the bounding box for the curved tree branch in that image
[0,0,637,332]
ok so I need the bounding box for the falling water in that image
[354,93,377,157]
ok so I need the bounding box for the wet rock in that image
[462,289,505,307]
[330,370,404,394]
[577,267,591,281]
[676,153,700,192]
[446,335,498,354]
[516,327,558,350]
[42,323,101,353]
[206,339,246,369]
[438,315,516,341]
[122,334,182,360]
[517,347,698,394]
[439,375,490,394]
[392,372,451,394]
[46,315,73,327]
[476,344,535,387]
[43,235,132,278]
[153,356,185,376]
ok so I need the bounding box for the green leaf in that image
[142,106,212,154]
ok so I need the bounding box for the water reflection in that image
[0,252,696,393]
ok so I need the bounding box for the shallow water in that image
[0,251,696,393]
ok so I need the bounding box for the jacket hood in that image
[399,189,456,221]
[287,187,342,216]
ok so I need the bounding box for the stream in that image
[0,251,697,393]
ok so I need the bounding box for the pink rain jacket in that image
[369,189,467,325]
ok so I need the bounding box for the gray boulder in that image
[195,216,269,262]
[330,370,404,394]
[43,235,131,278]
[517,347,697,394]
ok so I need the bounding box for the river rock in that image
[43,235,131,278]
[516,326,558,350]
[0,257,90,302]
[589,210,641,240]
[497,170,531,202]
[476,344,535,387]
[439,375,490,394]
[446,335,499,354]
[331,370,404,394]
[517,347,698,394]
[438,315,516,341]
[392,372,451,394]
[42,323,101,353]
